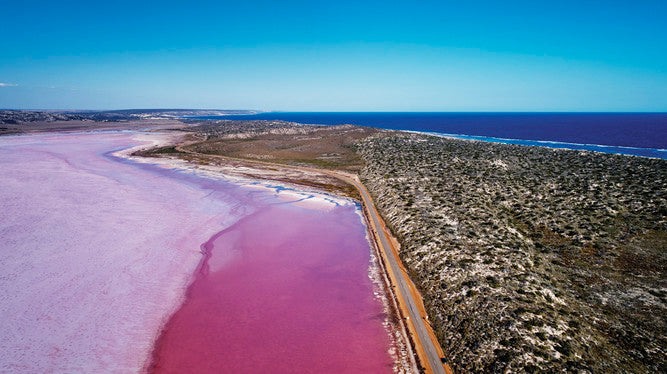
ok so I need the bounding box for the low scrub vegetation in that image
[358,132,666,372]
[168,120,665,372]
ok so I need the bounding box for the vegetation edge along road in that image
[323,170,453,374]
[169,142,452,374]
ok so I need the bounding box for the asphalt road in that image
[330,172,447,374]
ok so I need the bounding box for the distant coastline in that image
[189,112,667,158]
[409,130,667,159]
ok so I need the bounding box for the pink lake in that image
[0,131,397,373]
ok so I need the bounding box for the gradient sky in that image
[1,1,666,111]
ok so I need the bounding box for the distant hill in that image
[0,109,260,124]
[0,110,84,124]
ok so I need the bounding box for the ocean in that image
[192,112,667,159]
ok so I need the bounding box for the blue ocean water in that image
[192,113,667,159]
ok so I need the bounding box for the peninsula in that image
[151,117,665,373]
[1,112,665,372]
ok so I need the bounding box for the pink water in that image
[0,131,395,373]
[150,202,394,373]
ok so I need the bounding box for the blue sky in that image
[1,1,666,111]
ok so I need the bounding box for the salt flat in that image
[0,132,246,372]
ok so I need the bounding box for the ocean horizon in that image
[191,112,667,159]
